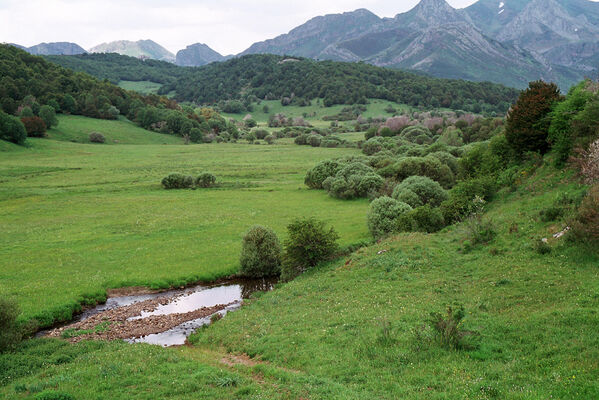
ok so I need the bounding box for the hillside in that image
[162,54,519,114]
[25,42,87,56]
[44,52,188,85]
[89,40,175,62]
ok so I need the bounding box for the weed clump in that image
[428,305,474,350]
[281,218,338,281]
[239,225,282,278]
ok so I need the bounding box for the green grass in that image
[221,98,411,126]
[46,115,182,145]
[118,80,163,95]
[0,135,368,323]
[2,160,597,399]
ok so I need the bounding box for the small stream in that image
[44,279,276,347]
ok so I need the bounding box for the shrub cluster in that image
[392,176,448,208]
[570,185,599,244]
[21,116,47,137]
[0,110,27,144]
[196,172,216,188]
[367,197,412,239]
[322,162,384,199]
[161,173,194,189]
[0,298,22,352]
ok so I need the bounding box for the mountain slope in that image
[27,42,87,55]
[90,40,175,62]
[175,43,226,66]
[241,9,382,59]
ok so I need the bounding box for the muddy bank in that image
[44,278,275,346]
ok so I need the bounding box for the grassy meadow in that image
[118,80,163,95]
[1,156,597,399]
[0,118,369,324]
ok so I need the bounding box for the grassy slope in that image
[1,161,597,399]
[46,115,182,145]
[118,80,163,95]
[0,137,368,321]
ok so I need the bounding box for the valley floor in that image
[1,153,598,399]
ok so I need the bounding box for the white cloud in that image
[0,0,502,55]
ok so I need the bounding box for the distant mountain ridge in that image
[240,0,599,89]
[175,43,228,66]
[89,40,175,62]
[6,42,87,55]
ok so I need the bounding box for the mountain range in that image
[8,0,599,89]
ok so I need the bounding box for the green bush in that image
[367,196,412,239]
[308,134,322,147]
[0,298,22,352]
[570,185,599,244]
[305,160,341,189]
[89,132,105,143]
[441,177,497,223]
[400,125,434,144]
[239,225,282,278]
[382,156,455,188]
[428,305,474,350]
[0,110,27,145]
[196,172,216,188]
[392,176,448,208]
[161,173,194,189]
[39,105,58,129]
[428,151,459,175]
[409,205,446,233]
[281,218,339,281]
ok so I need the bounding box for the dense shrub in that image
[196,172,216,188]
[305,159,341,189]
[161,173,194,189]
[505,80,561,155]
[264,134,275,144]
[570,185,599,244]
[39,105,58,129]
[253,129,269,140]
[367,196,412,239]
[21,116,47,137]
[89,132,105,143]
[239,225,282,277]
[441,177,497,223]
[322,162,383,199]
[0,110,27,144]
[0,298,22,352]
[409,205,445,233]
[308,134,322,147]
[281,218,339,281]
[362,137,393,155]
[381,156,455,188]
[400,125,434,144]
[429,151,459,175]
[392,176,448,208]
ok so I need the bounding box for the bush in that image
[428,151,459,175]
[264,134,275,144]
[409,205,445,233]
[463,198,496,245]
[382,157,455,188]
[253,129,269,140]
[570,185,599,244]
[39,105,58,129]
[0,110,27,145]
[196,172,216,188]
[89,132,105,143]
[506,80,561,155]
[322,162,383,199]
[189,128,204,143]
[281,218,339,281]
[0,298,22,352]
[305,159,341,189]
[400,125,434,144]
[239,225,282,278]
[367,196,413,239]
[392,175,448,208]
[308,134,322,147]
[161,173,194,189]
[21,116,46,137]
[441,177,497,223]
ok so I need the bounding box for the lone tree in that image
[505,80,561,155]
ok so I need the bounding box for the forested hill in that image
[46,52,519,115]
[44,53,188,85]
[162,54,519,114]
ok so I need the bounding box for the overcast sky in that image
[1,0,491,55]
